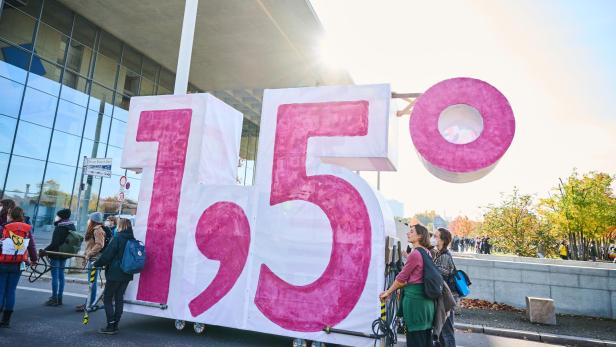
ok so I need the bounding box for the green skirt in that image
[401,283,435,332]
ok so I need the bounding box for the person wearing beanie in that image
[41,208,75,306]
[75,212,110,312]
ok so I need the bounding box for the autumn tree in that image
[480,187,543,256]
[449,216,478,237]
[539,171,616,260]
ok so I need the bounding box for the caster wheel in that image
[292,338,308,347]
[175,319,186,331]
[193,322,206,334]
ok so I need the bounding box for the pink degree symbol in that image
[409,77,515,183]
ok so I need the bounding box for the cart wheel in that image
[174,319,186,331]
[292,338,308,347]
[193,322,206,334]
[311,342,325,347]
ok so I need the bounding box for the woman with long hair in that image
[76,212,107,312]
[433,228,457,347]
[380,224,434,347]
[0,199,16,227]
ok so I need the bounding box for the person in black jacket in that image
[94,218,134,335]
[40,209,74,306]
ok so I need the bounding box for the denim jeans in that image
[87,261,100,307]
[0,268,21,311]
[50,258,66,300]
[436,311,456,347]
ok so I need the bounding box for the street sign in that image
[117,192,125,202]
[125,181,131,190]
[120,175,127,187]
[84,158,112,178]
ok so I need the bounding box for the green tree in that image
[481,187,543,256]
[539,171,616,260]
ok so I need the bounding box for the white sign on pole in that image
[84,158,112,178]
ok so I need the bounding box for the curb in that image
[455,323,616,346]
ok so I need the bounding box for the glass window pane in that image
[83,110,110,142]
[41,0,73,35]
[114,93,130,112]
[37,162,76,232]
[139,77,155,96]
[66,40,93,76]
[0,5,36,46]
[158,68,174,93]
[0,76,24,117]
[0,41,29,83]
[105,145,124,176]
[93,52,117,88]
[60,72,90,106]
[118,66,139,96]
[13,121,51,160]
[55,99,86,136]
[20,86,56,127]
[97,32,121,62]
[34,22,68,65]
[142,57,158,81]
[4,0,42,18]
[71,167,103,232]
[121,177,139,215]
[72,16,96,48]
[27,58,62,95]
[88,83,113,115]
[108,118,126,147]
[48,130,80,166]
[3,156,45,218]
[0,152,8,189]
[112,105,128,122]
[121,46,141,73]
[78,139,106,166]
[0,115,17,153]
[98,175,120,214]
[157,85,171,96]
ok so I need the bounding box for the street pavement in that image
[4,278,562,347]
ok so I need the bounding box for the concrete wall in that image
[454,255,616,319]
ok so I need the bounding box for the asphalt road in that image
[3,278,561,347]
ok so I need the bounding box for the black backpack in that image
[416,247,443,299]
[101,226,113,250]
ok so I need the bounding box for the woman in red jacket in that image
[0,206,38,327]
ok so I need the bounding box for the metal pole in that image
[174,0,199,95]
[377,171,381,191]
[75,157,86,232]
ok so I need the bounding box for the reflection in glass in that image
[93,52,118,88]
[27,58,62,95]
[66,40,93,77]
[71,167,102,232]
[0,43,29,83]
[3,155,45,219]
[139,77,155,96]
[37,162,76,232]
[20,87,57,127]
[108,119,126,148]
[158,68,174,93]
[34,23,68,65]
[105,145,124,176]
[55,100,86,136]
[0,115,17,153]
[48,130,81,166]
[79,139,106,166]
[112,106,128,122]
[121,177,139,215]
[0,5,36,47]
[83,110,110,142]
[121,46,141,74]
[12,121,52,160]
[0,76,25,117]
[89,83,114,115]
[72,16,97,48]
[41,0,73,35]
[142,57,158,82]
[60,72,90,106]
[118,66,140,96]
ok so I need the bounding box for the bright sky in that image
[310,0,616,220]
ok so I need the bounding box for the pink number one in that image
[255,101,373,332]
[135,109,192,304]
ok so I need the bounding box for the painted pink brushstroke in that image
[410,77,515,173]
[255,101,372,332]
[189,202,251,317]
[135,109,192,304]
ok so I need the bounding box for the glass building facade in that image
[0,0,259,243]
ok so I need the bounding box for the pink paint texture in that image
[189,202,251,317]
[135,109,192,304]
[410,77,515,173]
[255,101,372,332]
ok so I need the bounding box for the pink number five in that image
[255,101,373,331]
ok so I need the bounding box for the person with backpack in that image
[94,218,137,334]
[76,212,111,312]
[40,208,75,306]
[380,224,434,347]
[433,228,457,347]
[0,207,38,327]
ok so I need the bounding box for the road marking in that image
[17,286,88,298]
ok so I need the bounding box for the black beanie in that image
[57,208,71,220]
